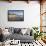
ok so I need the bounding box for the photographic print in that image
[8,10,24,21]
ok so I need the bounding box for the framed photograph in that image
[8,10,24,21]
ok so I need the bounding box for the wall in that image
[0,1,40,28]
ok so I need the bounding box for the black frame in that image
[8,10,24,21]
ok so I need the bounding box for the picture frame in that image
[8,10,24,21]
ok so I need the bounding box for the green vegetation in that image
[32,27,43,40]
